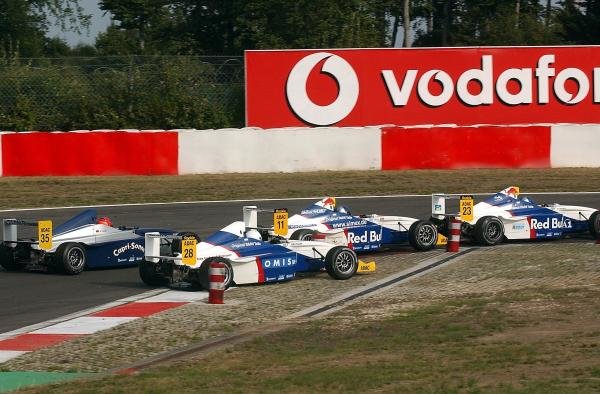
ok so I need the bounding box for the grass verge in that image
[1,168,600,209]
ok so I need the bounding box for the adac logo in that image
[286,52,359,126]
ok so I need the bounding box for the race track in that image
[1,193,598,334]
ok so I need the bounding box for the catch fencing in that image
[0,56,245,131]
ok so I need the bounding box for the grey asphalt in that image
[1,193,598,334]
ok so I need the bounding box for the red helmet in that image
[97,217,113,227]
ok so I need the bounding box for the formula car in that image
[141,206,373,289]
[270,197,438,252]
[1,209,177,274]
[431,186,600,245]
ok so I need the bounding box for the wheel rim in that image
[486,222,502,240]
[335,250,356,273]
[418,225,435,245]
[300,233,313,241]
[67,247,85,269]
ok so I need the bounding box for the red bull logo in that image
[321,197,336,209]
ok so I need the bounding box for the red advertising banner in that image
[245,46,600,128]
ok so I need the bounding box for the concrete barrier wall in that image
[178,127,382,174]
[550,125,600,167]
[0,125,597,176]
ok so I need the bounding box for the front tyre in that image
[473,216,504,246]
[55,243,87,275]
[198,257,234,290]
[290,229,315,241]
[589,211,600,239]
[139,260,168,286]
[325,246,358,280]
[408,220,438,251]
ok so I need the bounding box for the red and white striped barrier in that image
[446,218,461,253]
[0,124,599,176]
[208,261,226,304]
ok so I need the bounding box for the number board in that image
[459,195,474,222]
[273,208,288,236]
[38,220,53,250]
[181,238,197,266]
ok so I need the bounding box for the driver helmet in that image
[337,205,351,215]
[245,229,262,240]
[97,217,113,227]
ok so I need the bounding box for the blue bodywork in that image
[482,193,591,239]
[289,202,410,252]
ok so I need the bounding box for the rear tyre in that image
[0,246,20,271]
[171,232,200,255]
[473,216,504,246]
[198,257,234,290]
[290,229,315,241]
[55,243,87,275]
[139,260,168,286]
[325,246,358,280]
[408,220,438,251]
[589,211,600,239]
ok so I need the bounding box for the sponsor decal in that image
[262,257,297,268]
[286,52,359,126]
[113,242,144,257]
[301,208,328,215]
[529,217,572,230]
[330,220,368,229]
[288,223,318,229]
[512,223,526,230]
[246,47,600,127]
[348,230,382,244]
[230,240,262,249]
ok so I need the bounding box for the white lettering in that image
[554,68,589,104]
[496,68,533,105]
[535,54,555,104]
[456,55,493,105]
[418,70,454,107]
[382,69,418,106]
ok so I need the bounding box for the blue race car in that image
[276,197,438,252]
[432,186,600,245]
[1,209,176,274]
[141,206,370,289]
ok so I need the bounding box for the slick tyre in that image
[473,216,504,246]
[198,257,234,290]
[408,220,438,251]
[55,243,87,275]
[589,211,600,239]
[171,232,200,255]
[0,246,20,271]
[325,246,358,280]
[289,229,315,241]
[139,260,168,287]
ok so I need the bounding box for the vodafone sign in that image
[245,46,600,128]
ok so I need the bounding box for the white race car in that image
[432,186,600,245]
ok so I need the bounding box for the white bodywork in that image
[145,206,352,285]
[2,219,133,252]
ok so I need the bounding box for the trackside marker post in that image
[208,261,226,304]
[447,218,461,252]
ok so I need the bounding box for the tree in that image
[557,0,600,44]
[0,0,90,57]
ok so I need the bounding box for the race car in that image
[141,205,373,289]
[268,197,439,252]
[1,209,177,274]
[431,186,600,245]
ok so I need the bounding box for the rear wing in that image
[3,219,53,249]
[432,194,474,221]
[144,232,186,263]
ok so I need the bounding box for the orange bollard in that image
[446,218,461,252]
[208,261,226,304]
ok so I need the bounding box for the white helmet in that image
[245,229,262,240]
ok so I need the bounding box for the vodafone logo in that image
[286,52,359,126]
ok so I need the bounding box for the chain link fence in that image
[0,56,245,131]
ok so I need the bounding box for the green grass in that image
[1,168,599,209]
[18,287,600,393]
